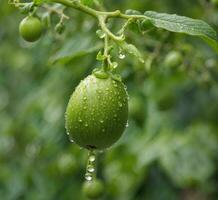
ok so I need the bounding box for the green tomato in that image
[65,72,128,150]
[19,16,42,42]
[82,179,104,199]
[164,51,183,68]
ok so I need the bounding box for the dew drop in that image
[84,150,97,181]
[85,172,92,181]
[68,135,74,143]
[87,165,95,173]
[118,102,123,107]
[89,155,95,162]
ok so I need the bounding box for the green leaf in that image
[50,33,103,64]
[144,11,218,52]
[119,41,145,63]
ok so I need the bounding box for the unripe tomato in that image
[65,72,128,150]
[164,51,183,68]
[82,179,104,199]
[19,16,42,42]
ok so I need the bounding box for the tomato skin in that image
[82,179,104,199]
[19,16,42,42]
[65,74,128,150]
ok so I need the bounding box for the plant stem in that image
[103,34,109,71]
[98,16,123,41]
[52,0,147,20]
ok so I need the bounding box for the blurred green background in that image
[0,0,218,199]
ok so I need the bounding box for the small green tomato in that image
[164,51,183,68]
[65,71,128,150]
[82,179,104,199]
[19,16,42,42]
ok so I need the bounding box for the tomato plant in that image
[6,0,218,199]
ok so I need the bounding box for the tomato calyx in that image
[92,68,122,82]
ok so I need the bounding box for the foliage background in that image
[0,0,218,199]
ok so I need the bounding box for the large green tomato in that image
[65,72,128,150]
[19,16,42,42]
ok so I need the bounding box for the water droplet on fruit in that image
[68,134,74,143]
[118,102,123,107]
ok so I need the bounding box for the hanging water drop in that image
[89,155,95,162]
[87,164,95,173]
[85,172,92,181]
[84,150,97,181]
